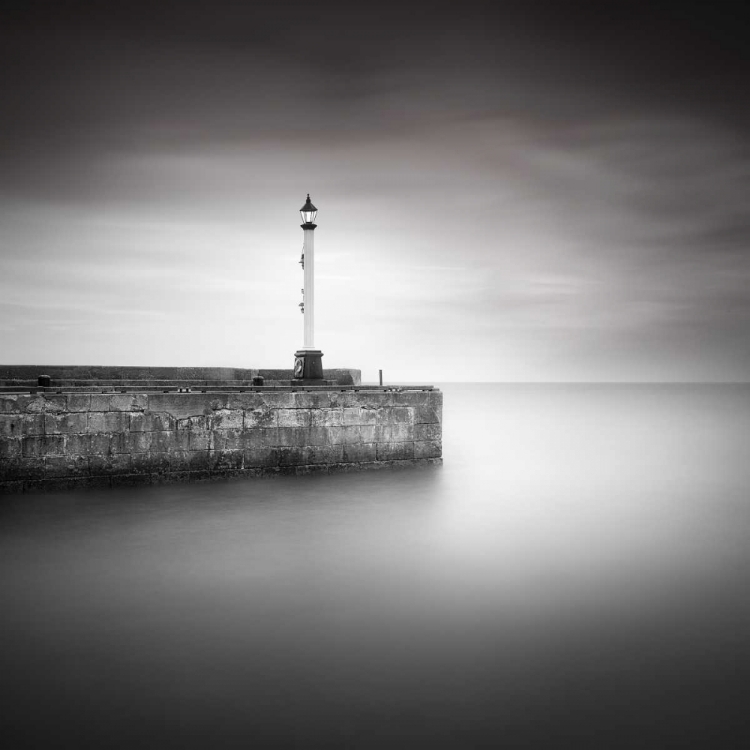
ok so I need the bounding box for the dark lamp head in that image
[300,194,318,225]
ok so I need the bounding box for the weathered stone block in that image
[0,396,27,414]
[23,396,47,414]
[306,427,331,446]
[277,409,311,428]
[127,431,153,453]
[390,407,413,424]
[392,391,424,407]
[211,429,243,451]
[341,425,361,444]
[206,394,229,411]
[44,412,88,434]
[276,446,305,466]
[292,392,331,409]
[104,412,129,432]
[176,415,208,431]
[66,394,92,412]
[89,453,132,475]
[373,408,390,426]
[1,457,42,480]
[109,432,129,454]
[256,392,295,409]
[187,451,210,471]
[360,425,377,443]
[171,420,190,451]
[209,450,244,472]
[342,443,377,463]
[0,415,22,437]
[45,455,88,477]
[210,409,243,430]
[414,404,441,424]
[109,394,147,412]
[88,433,111,455]
[87,412,106,432]
[414,423,441,441]
[327,426,345,445]
[89,394,111,412]
[391,423,414,442]
[414,440,442,459]
[311,408,343,427]
[244,407,276,429]
[396,390,441,408]
[151,431,177,453]
[168,451,190,471]
[131,452,170,475]
[43,395,67,414]
[244,447,277,468]
[276,427,308,448]
[339,391,394,409]
[359,408,379,425]
[373,425,393,443]
[243,428,278,450]
[129,412,147,432]
[146,393,214,419]
[189,431,210,451]
[0,437,21,459]
[23,414,45,435]
[389,459,424,470]
[142,412,175,431]
[22,435,65,457]
[343,407,360,426]
[225,393,265,410]
[377,441,415,461]
[65,434,91,456]
[130,393,148,411]
[302,445,344,465]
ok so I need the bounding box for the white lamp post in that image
[293,194,324,380]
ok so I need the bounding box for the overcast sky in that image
[1,1,748,381]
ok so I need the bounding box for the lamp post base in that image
[293,350,324,381]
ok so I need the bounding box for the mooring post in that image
[379,369,383,386]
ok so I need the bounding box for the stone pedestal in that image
[293,350,324,382]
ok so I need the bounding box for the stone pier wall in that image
[0,389,442,493]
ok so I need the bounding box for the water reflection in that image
[1,384,749,747]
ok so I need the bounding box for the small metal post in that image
[379,369,383,386]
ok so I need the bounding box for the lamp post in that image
[293,194,324,381]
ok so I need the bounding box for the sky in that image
[1,0,748,382]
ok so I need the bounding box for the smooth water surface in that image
[2,384,749,748]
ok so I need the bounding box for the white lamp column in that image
[294,194,324,381]
[303,223,315,349]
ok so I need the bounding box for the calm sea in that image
[2,384,749,748]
